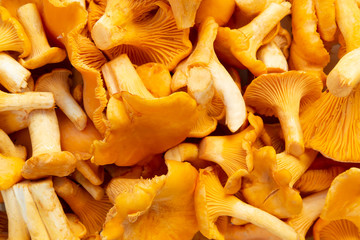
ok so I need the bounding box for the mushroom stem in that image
[277,108,304,157]
[0,53,30,93]
[73,171,104,200]
[0,91,55,112]
[257,41,288,73]
[1,188,29,240]
[17,3,66,69]
[28,109,61,156]
[229,199,298,240]
[102,54,154,98]
[28,178,77,240]
[35,69,87,131]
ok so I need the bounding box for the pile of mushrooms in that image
[0,0,359,239]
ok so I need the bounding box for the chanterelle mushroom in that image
[17,3,66,69]
[91,0,192,70]
[244,71,323,157]
[194,166,299,240]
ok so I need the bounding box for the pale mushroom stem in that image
[0,91,55,112]
[102,54,154,98]
[226,197,299,240]
[28,109,61,156]
[17,4,51,60]
[1,188,29,240]
[0,53,30,93]
[257,41,288,73]
[277,108,304,157]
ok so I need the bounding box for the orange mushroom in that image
[314,0,336,42]
[17,3,66,69]
[244,71,323,157]
[195,0,235,26]
[91,0,192,70]
[0,6,30,58]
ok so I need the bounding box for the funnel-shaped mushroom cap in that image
[320,168,360,228]
[17,3,66,69]
[244,71,323,157]
[327,48,360,97]
[301,86,360,162]
[0,154,24,190]
[102,160,199,240]
[0,6,31,58]
[195,166,299,240]
[214,2,291,75]
[168,0,202,29]
[313,218,360,240]
[91,0,192,70]
[276,149,318,187]
[242,146,303,218]
[92,91,197,166]
[195,0,235,26]
[289,0,329,72]
[199,112,263,193]
[294,166,346,194]
[53,177,113,236]
[314,0,337,42]
[335,0,360,54]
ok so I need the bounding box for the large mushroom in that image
[244,71,323,157]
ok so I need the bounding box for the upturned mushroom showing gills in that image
[214,2,291,76]
[244,71,323,157]
[17,3,66,69]
[35,69,87,131]
[92,54,198,166]
[91,0,192,70]
[301,85,360,162]
[241,146,303,218]
[101,160,199,240]
[0,6,30,58]
[194,166,299,240]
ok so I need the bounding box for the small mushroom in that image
[53,177,112,236]
[21,108,77,179]
[0,6,31,58]
[0,53,30,93]
[1,187,29,240]
[194,166,299,240]
[17,3,66,69]
[244,71,323,157]
[35,69,87,131]
[214,2,291,76]
[91,0,192,70]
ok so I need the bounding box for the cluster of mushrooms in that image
[0,0,359,239]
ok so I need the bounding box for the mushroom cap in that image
[195,0,235,26]
[0,153,24,190]
[301,86,360,162]
[19,46,67,70]
[21,151,77,179]
[92,91,198,166]
[92,0,192,70]
[0,6,31,58]
[313,218,360,240]
[244,71,323,117]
